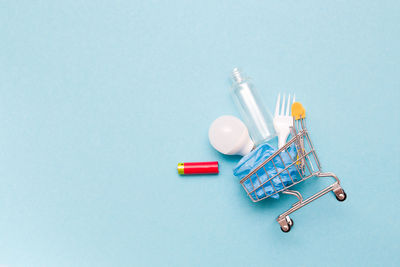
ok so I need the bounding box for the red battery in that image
[177,161,219,175]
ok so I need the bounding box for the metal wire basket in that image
[239,117,346,232]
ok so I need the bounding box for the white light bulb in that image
[208,115,254,156]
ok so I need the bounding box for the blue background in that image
[0,1,399,266]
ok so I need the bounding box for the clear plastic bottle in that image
[231,68,276,147]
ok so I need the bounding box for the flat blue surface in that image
[0,1,399,266]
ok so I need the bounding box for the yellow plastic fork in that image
[291,102,306,120]
[291,101,306,166]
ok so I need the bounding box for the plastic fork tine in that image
[293,94,296,103]
[280,93,286,116]
[286,94,291,116]
[275,93,280,117]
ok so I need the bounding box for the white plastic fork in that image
[273,93,295,149]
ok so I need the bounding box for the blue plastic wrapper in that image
[234,140,300,200]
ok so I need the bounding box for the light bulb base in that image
[239,139,254,156]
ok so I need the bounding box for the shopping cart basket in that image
[239,116,346,232]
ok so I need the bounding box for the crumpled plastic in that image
[233,140,300,200]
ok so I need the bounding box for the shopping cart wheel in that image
[280,224,291,233]
[280,219,293,233]
[335,191,347,202]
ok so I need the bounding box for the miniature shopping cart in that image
[239,114,346,233]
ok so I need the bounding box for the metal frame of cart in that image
[239,117,346,232]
